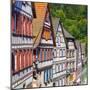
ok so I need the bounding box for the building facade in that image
[52,18,67,87]
[75,40,82,85]
[32,3,55,87]
[11,1,86,89]
[63,29,77,85]
[11,1,34,89]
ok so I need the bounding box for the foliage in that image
[50,4,88,56]
[50,4,87,44]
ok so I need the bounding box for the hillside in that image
[50,3,87,56]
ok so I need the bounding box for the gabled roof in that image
[32,3,48,48]
[63,28,75,39]
[81,43,86,53]
[75,40,81,49]
[51,17,60,37]
[62,27,77,49]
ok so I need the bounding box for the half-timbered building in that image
[11,1,35,89]
[32,3,55,87]
[81,43,86,65]
[63,28,77,85]
[75,40,82,85]
[52,18,67,87]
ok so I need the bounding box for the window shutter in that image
[21,51,24,70]
[12,52,15,73]
[29,50,32,66]
[27,19,29,36]
[27,51,29,67]
[33,50,36,62]
[23,16,26,35]
[29,21,32,36]
[26,50,28,67]
[39,49,42,61]
[16,14,22,35]
[42,49,44,61]
[16,51,20,72]
[21,14,24,35]
[26,18,28,36]
[11,16,14,32]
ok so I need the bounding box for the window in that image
[61,64,63,71]
[25,51,28,68]
[68,63,70,69]
[19,51,22,70]
[71,62,73,69]
[26,18,29,36]
[62,78,65,86]
[60,36,63,43]
[50,69,52,79]
[72,50,74,57]
[47,49,49,60]
[67,50,69,58]
[46,49,47,60]
[63,49,66,57]
[59,64,62,71]
[58,25,62,32]
[44,70,48,83]
[48,69,50,80]
[59,79,62,86]
[40,49,42,61]
[60,49,62,57]
[15,50,20,72]
[56,81,58,86]
[15,1,22,10]
[54,49,57,57]
[12,52,15,73]
[62,63,65,70]
[42,49,44,61]
[11,15,14,33]
[29,50,32,66]
[58,65,59,72]
[36,49,38,61]
[53,65,55,74]
[69,50,71,58]
[56,65,58,73]
[44,49,46,60]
